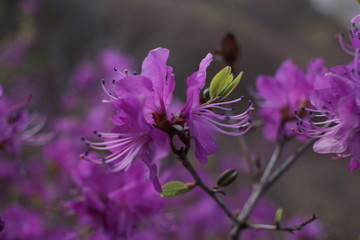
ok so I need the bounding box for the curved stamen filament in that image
[101,79,118,100]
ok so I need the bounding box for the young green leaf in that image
[275,208,283,227]
[218,71,243,100]
[161,181,192,197]
[209,66,232,99]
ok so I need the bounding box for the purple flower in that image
[256,59,327,141]
[0,37,30,68]
[0,85,51,154]
[337,14,360,55]
[82,48,176,192]
[296,16,360,171]
[0,204,44,240]
[70,61,97,90]
[180,53,253,163]
[68,160,165,238]
[82,96,170,192]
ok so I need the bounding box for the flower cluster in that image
[82,48,253,191]
[1,2,352,238]
[295,15,360,171]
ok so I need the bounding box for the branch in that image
[230,138,316,240]
[177,152,239,224]
[230,140,285,239]
[247,214,318,233]
[265,138,316,191]
[237,135,256,180]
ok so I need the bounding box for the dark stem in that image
[247,214,318,233]
[177,152,239,224]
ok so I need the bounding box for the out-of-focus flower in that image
[68,161,165,239]
[0,37,30,68]
[98,48,135,80]
[337,14,360,55]
[0,204,44,240]
[70,61,97,90]
[19,0,39,15]
[180,54,253,163]
[0,85,51,154]
[296,16,360,171]
[256,59,327,141]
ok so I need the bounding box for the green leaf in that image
[209,66,232,99]
[357,0,360,5]
[216,169,239,188]
[218,71,243,100]
[275,208,283,226]
[161,181,191,197]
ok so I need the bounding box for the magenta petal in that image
[313,135,347,154]
[114,75,152,100]
[112,96,150,131]
[255,75,284,107]
[150,128,170,163]
[141,47,175,112]
[351,14,360,23]
[182,53,213,116]
[348,158,360,171]
[141,153,162,192]
[190,118,218,164]
[348,132,360,171]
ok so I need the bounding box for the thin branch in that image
[247,214,318,233]
[265,138,316,191]
[230,140,285,239]
[237,135,255,179]
[177,152,239,224]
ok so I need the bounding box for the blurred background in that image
[1,0,360,239]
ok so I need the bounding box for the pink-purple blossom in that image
[0,85,50,154]
[256,59,327,141]
[181,53,253,163]
[82,48,174,192]
[296,16,360,171]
